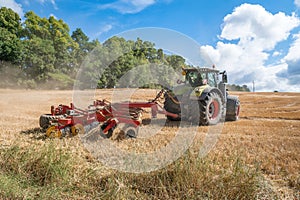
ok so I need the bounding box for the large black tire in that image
[163,93,181,121]
[39,114,64,129]
[226,95,240,121]
[199,92,223,125]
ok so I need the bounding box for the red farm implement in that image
[41,89,178,138]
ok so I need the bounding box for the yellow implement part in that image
[46,126,62,138]
[71,124,85,136]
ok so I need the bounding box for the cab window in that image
[207,72,217,87]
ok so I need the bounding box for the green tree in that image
[0,27,23,63]
[0,7,22,35]
[71,28,99,69]
[22,37,55,82]
[166,55,185,70]
[0,7,191,90]
[22,11,51,40]
[21,11,78,88]
[0,7,23,63]
[72,28,89,51]
[227,84,250,92]
[48,16,78,74]
[0,7,24,88]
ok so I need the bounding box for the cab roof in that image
[183,67,220,73]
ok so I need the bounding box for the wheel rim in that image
[208,100,219,120]
[124,126,138,138]
[46,126,62,138]
[71,124,85,136]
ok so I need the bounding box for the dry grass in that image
[0,89,299,199]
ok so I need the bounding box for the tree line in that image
[0,7,186,89]
[0,7,250,91]
[227,84,250,92]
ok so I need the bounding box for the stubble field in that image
[0,89,299,199]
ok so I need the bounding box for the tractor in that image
[164,66,240,125]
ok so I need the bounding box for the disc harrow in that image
[40,89,177,139]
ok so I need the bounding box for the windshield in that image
[186,71,203,87]
[186,71,217,87]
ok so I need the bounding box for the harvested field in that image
[0,89,299,199]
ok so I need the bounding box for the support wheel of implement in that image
[226,95,240,121]
[46,126,62,138]
[124,125,139,138]
[99,122,114,139]
[39,114,64,129]
[200,92,223,125]
[71,124,85,136]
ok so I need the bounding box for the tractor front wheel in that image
[226,95,240,121]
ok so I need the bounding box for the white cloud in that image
[94,24,113,38]
[49,13,57,19]
[99,0,156,14]
[283,33,300,62]
[0,0,24,17]
[295,0,300,8]
[277,33,300,86]
[221,4,299,50]
[102,24,113,33]
[23,0,29,6]
[272,51,281,57]
[37,0,57,9]
[50,0,57,9]
[200,3,300,91]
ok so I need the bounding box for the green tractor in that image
[164,66,240,125]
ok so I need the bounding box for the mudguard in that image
[190,85,225,104]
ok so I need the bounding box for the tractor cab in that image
[172,67,228,98]
[182,67,227,88]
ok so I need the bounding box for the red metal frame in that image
[51,103,74,115]
[45,89,179,137]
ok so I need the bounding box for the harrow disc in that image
[71,124,85,136]
[46,126,62,138]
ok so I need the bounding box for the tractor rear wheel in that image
[39,114,64,129]
[164,93,181,121]
[226,95,240,121]
[199,92,223,125]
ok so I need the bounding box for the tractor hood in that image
[189,85,210,100]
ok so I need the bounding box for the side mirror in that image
[221,71,228,83]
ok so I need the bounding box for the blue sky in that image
[1,0,300,91]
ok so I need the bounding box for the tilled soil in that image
[0,89,299,198]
